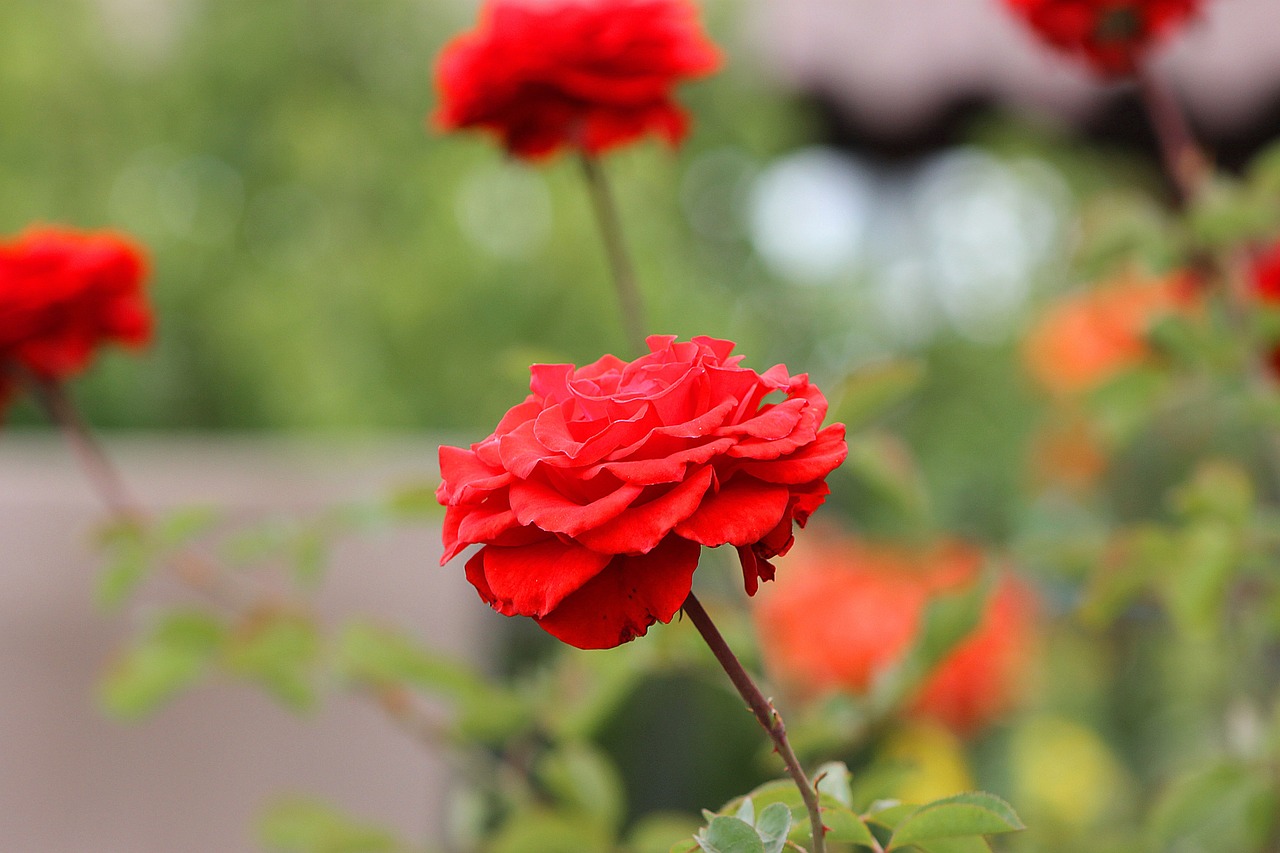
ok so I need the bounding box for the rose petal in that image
[575,465,715,554]
[536,535,701,649]
[587,437,735,485]
[437,445,512,505]
[740,424,848,483]
[674,475,791,547]
[508,477,645,537]
[479,538,613,617]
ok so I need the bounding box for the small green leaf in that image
[821,806,877,847]
[292,529,329,587]
[871,572,991,715]
[335,621,527,742]
[735,798,756,826]
[815,761,854,808]
[224,612,320,712]
[755,803,793,853]
[887,793,1024,849]
[1165,520,1240,635]
[866,801,914,830]
[96,536,153,610]
[259,798,400,853]
[157,506,220,547]
[100,611,225,719]
[696,817,765,853]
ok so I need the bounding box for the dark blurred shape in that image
[748,0,1280,168]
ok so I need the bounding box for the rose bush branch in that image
[1136,69,1211,208]
[682,592,827,853]
[16,368,142,524]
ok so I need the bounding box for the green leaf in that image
[755,803,793,853]
[695,817,765,853]
[157,506,220,547]
[100,610,225,719]
[224,612,320,712]
[335,621,527,742]
[1171,461,1254,524]
[887,793,1024,849]
[1164,520,1240,635]
[96,524,153,610]
[1187,176,1280,247]
[1148,762,1277,852]
[815,761,854,808]
[292,528,330,587]
[259,798,400,853]
[870,572,991,715]
[735,798,755,825]
[866,801,915,830]
[1086,366,1168,447]
[821,805,878,848]
[832,358,926,431]
[912,838,992,853]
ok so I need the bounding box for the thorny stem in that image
[682,592,827,853]
[580,153,649,357]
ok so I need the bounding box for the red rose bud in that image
[753,535,1038,736]
[0,227,152,415]
[433,0,721,160]
[1004,0,1201,77]
[436,336,848,650]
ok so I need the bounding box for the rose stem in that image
[579,153,649,357]
[14,369,447,751]
[1136,67,1280,468]
[19,371,142,524]
[1136,69,1210,209]
[682,591,827,853]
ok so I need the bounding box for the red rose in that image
[0,227,151,412]
[434,0,721,160]
[436,335,847,649]
[753,536,1037,735]
[1004,0,1201,76]
[1250,239,1280,373]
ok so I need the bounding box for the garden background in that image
[3,0,1280,851]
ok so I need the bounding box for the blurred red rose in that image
[1250,239,1280,373]
[1023,271,1195,397]
[753,536,1037,735]
[436,335,847,649]
[434,0,721,160]
[0,227,151,413]
[1004,0,1201,76]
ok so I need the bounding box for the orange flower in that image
[1024,272,1193,396]
[754,535,1036,735]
